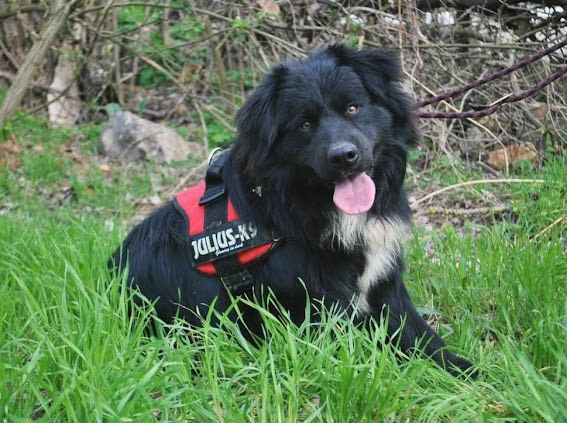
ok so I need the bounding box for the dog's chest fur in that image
[322,213,411,312]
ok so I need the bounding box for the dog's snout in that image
[328,143,359,169]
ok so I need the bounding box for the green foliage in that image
[345,36,359,48]
[70,166,152,211]
[208,122,233,147]
[227,68,256,90]
[325,8,341,23]
[6,112,73,146]
[192,109,235,148]
[347,20,363,34]
[117,5,159,31]
[22,151,70,186]
[170,16,206,42]
[173,125,189,139]
[230,18,251,41]
[127,13,209,88]
[137,66,169,88]
[0,165,11,194]
[0,82,7,105]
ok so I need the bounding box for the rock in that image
[101,111,198,163]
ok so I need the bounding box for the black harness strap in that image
[199,152,256,293]
[198,153,226,206]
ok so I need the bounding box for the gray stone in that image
[101,111,197,163]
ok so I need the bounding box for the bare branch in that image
[0,0,79,129]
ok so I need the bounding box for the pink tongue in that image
[333,172,376,215]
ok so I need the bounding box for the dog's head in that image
[233,45,416,215]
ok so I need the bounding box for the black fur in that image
[110,45,475,377]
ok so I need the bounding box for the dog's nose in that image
[328,143,359,169]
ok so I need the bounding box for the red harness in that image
[174,181,276,278]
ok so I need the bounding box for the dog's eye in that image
[346,105,359,115]
[300,121,312,131]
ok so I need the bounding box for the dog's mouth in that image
[332,172,376,215]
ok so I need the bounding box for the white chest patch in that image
[322,213,412,314]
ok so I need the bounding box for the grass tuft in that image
[1,115,566,421]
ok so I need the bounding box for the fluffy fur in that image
[110,45,475,376]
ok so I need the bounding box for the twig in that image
[0,0,79,128]
[90,17,160,39]
[73,1,172,17]
[262,21,544,50]
[411,178,545,208]
[519,10,567,41]
[24,0,115,115]
[406,71,511,172]
[0,71,57,93]
[192,100,209,152]
[400,43,542,51]
[130,5,150,90]
[167,160,208,198]
[192,7,306,57]
[98,35,183,87]
[0,36,19,69]
[532,214,567,241]
[161,0,171,48]
[112,6,124,105]
[415,65,567,119]
[203,17,229,105]
[477,161,503,177]
[416,37,567,108]
[416,205,510,216]
[0,4,46,21]
[202,104,235,133]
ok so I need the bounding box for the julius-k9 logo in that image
[190,221,262,264]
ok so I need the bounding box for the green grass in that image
[1,115,566,421]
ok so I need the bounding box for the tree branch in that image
[0,0,79,129]
[0,4,46,21]
[416,0,567,12]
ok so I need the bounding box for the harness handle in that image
[199,150,228,205]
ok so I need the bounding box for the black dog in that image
[111,45,474,376]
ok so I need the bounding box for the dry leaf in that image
[179,64,200,84]
[32,144,44,153]
[531,103,548,121]
[487,145,537,170]
[0,139,22,155]
[309,396,321,407]
[57,140,83,162]
[99,163,111,173]
[0,139,23,171]
[257,0,280,16]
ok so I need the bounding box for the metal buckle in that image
[221,269,255,291]
[207,147,224,165]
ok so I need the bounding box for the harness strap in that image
[199,151,227,205]
[200,151,256,292]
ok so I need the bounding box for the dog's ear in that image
[235,64,287,148]
[326,45,417,146]
[327,44,401,98]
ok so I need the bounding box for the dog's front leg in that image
[365,274,476,377]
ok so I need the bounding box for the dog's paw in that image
[443,352,478,379]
